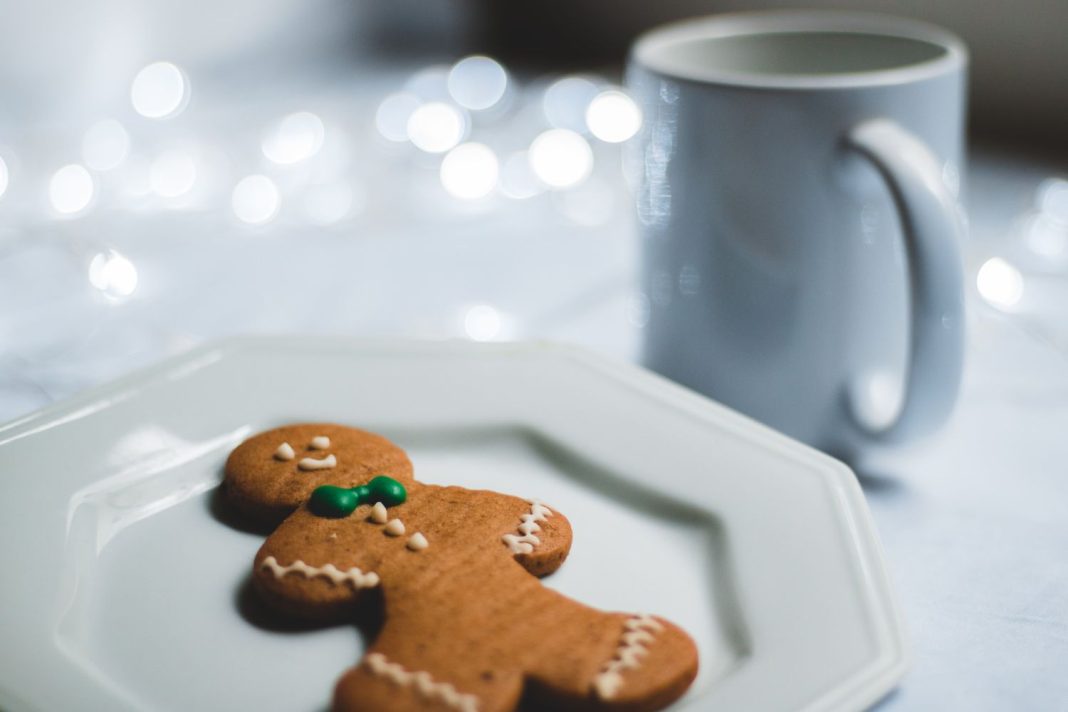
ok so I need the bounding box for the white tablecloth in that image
[2,65,1066,709]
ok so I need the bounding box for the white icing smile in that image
[298,454,337,471]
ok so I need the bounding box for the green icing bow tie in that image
[309,475,407,518]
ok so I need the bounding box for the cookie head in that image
[224,423,414,525]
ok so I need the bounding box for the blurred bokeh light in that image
[447,56,508,111]
[262,112,326,165]
[586,89,642,143]
[49,164,95,216]
[82,120,131,172]
[407,102,466,153]
[977,257,1024,309]
[130,62,189,119]
[232,174,280,225]
[529,129,593,188]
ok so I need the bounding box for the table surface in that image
[1,63,1067,711]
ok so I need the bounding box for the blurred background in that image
[3,2,1068,709]
[1,0,1066,420]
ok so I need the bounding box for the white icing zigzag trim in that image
[365,652,480,712]
[260,556,380,589]
[502,501,553,555]
[592,614,665,700]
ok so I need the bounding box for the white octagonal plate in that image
[0,338,906,712]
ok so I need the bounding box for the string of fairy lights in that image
[38,56,643,223]
[0,55,648,305]
[0,54,1066,337]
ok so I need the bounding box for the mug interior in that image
[657,32,947,76]
[632,13,966,87]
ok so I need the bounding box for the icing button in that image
[370,502,389,524]
[407,532,429,551]
[385,518,406,536]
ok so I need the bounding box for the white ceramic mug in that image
[627,12,967,456]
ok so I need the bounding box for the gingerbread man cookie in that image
[224,424,698,712]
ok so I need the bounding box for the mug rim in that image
[631,10,968,90]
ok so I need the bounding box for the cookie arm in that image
[252,509,382,622]
[500,499,573,577]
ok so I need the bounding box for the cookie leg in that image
[522,612,698,712]
[587,614,698,712]
[333,646,524,712]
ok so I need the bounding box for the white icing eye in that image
[310,435,330,450]
[274,442,295,461]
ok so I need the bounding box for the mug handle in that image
[844,119,965,443]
